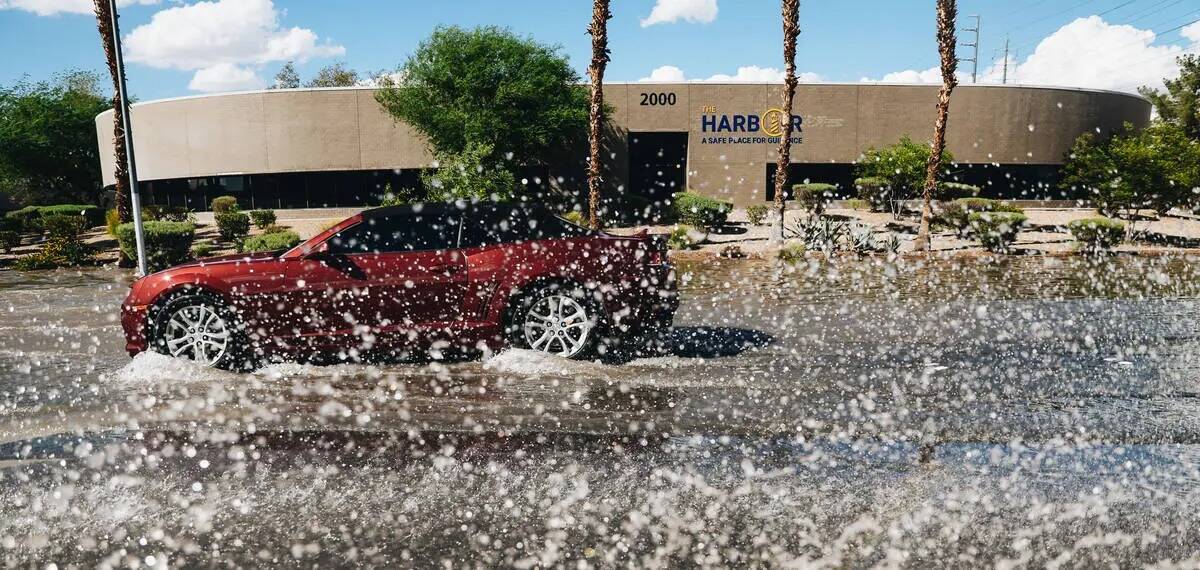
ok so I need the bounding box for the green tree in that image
[376,26,591,200]
[305,62,360,88]
[0,71,108,206]
[855,135,954,217]
[1060,122,1200,216]
[1139,54,1200,141]
[271,62,300,89]
[421,142,517,201]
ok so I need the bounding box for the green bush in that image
[745,205,770,226]
[116,221,195,271]
[854,177,892,213]
[938,182,981,200]
[793,183,837,216]
[6,204,104,229]
[211,195,239,213]
[666,225,699,250]
[560,210,587,227]
[249,209,277,229]
[191,242,216,258]
[938,198,1025,232]
[0,230,20,253]
[672,191,731,229]
[144,205,193,223]
[215,211,251,242]
[259,224,291,235]
[1068,217,1125,254]
[12,237,93,270]
[105,208,121,237]
[241,230,301,253]
[843,198,871,211]
[968,211,1027,253]
[40,215,88,240]
[777,242,806,263]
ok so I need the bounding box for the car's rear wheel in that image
[508,285,602,359]
[149,292,246,370]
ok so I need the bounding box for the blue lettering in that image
[747,114,760,132]
[732,115,747,132]
[791,115,803,131]
[718,115,731,132]
[701,115,717,132]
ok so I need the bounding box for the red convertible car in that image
[121,201,677,368]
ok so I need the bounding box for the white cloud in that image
[188,63,264,93]
[0,0,156,16]
[124,0,343,92]
[640,64,822,83]
[640,0,717,27]
[865,16,1200,93]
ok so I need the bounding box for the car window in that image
[460,204,589,248]
[327,211,460,254]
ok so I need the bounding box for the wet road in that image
[2,255,1200,566]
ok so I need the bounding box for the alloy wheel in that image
[161,303,231,366]
[523,294,593,358]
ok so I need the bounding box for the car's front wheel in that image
[149,292,245,370]
[507,284,602,359]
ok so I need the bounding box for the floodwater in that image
[2,255,1200,567]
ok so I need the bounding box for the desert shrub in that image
[938,198,1025,232]
[105,208,121,236]
[790,217,848,252]
[7,204,103,229]
[40,215,88,240]
[672,191,731,229]
[1068,217,1125,254]
[968,211,1027,253]
[241,230,301,253]
[191,242,216,258]
[259,224,291,235]
[666,225,699,250]
[854,177,892,213]
[0,230,20,253]
[116,221,195,271]
[12,237,93,270]
[215,211,251,242]
[211,195,239,213]
[745,205,770,226]
[560,210,587,227]
[793,183,838,217]
[249,209,277,229]
[155,206,193,223]
[777,242,806,263]
[938,182,981,200]
[844,198,871,211]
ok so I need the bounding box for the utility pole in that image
[960,14,980,83]
[1001,35,1009,84]
[106,0,148,276]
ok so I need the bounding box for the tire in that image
[505,283,604,360]
[148,291,249,370]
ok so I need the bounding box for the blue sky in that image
[0,0,1197,100]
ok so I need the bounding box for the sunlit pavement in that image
[2,256,1200,566]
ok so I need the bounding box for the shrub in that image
[793,183,838,217]
[7,204,103,229]
[938,182,981,200]
[938,198,1024,232]
[777,242,806,263]
[241,230,301,253]
[215,211,251,242]
[843,198,871,211]
[249,209,277,229]
[106,208,121,236]
[191,242,216,258]
[854,177,892,213]
[745,205,770,226]
[40,215,88,240]
[0,230,20,253]
[968,211,1027,253]
[116,221,195,271]
[154,205,193,223]
[1068,217,1125,254]
[211,195,239,213]
[672,191,732,229]
[260,223,291,235]
[560,210,587,227]
[12,237,93,270]
[666,225,699,250]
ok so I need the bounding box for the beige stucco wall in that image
[98,84,1150,205]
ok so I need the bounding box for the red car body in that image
[121,202,676,363]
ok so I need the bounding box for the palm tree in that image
[913,0,959,252]
[772,0,800,241]
[586,0,612,229]
[93,0,131,226]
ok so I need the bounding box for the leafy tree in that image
[0,71,108,206]
[271,62,301,89]
[305,63,360,88]
[1139,54,1200,141]
[376,26,591,199]
[855,135,954,218]
[1060,122,1200,216]
[421,142,517,201]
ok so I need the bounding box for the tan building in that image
[97,83,1150,209]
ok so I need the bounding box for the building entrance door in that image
[628,132,688,204]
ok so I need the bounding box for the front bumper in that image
[121,303,150,355]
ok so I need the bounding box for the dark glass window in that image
[328,211,460,254]
[461,204,589,248]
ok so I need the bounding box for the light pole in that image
[106,0,148,276]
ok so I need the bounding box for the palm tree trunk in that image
[94,0,131,226]
[772,0,801,242]
[914,0,958,252]
[587,0,612,230]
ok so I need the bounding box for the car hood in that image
[156,251,282,273]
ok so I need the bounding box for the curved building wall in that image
[97,83,1150,208]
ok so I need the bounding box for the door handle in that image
[428,263,462,274]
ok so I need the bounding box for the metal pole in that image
[108,0,148,276]
[1001,36,1010,84]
